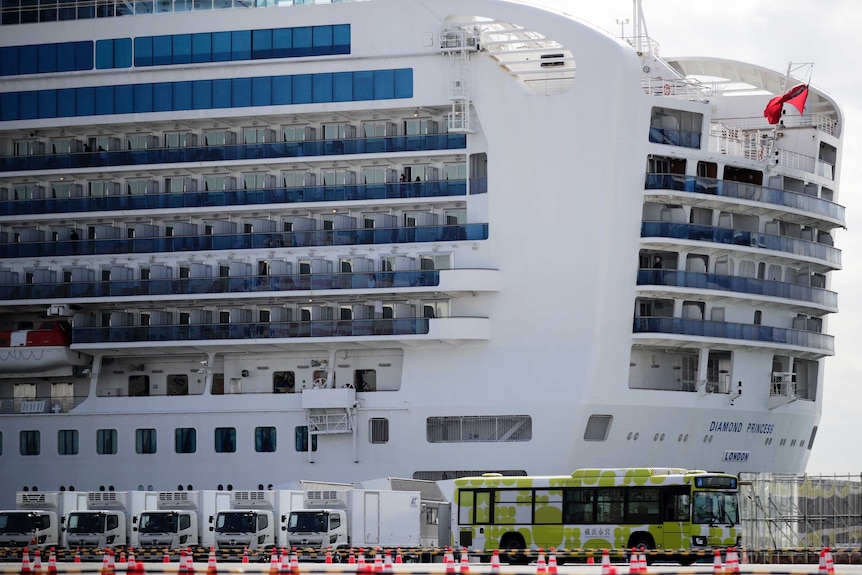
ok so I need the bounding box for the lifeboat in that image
[0,321,90,374]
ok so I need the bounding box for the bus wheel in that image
[627,536,655,566]
[500,534,527,565]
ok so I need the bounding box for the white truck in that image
[133,490,229,549]
[64,491,147,549]
[285,488,422,553]
[0,491,84,549]
[212,490,304,552]
[359,478,451,548]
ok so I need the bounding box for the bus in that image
[454,468,741,564]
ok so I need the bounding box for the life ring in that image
[757,148,763,161]
[312,377,327,388]
[663,83,671,96]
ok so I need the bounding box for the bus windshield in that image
[692,491,739,526]
[67,513,106,534]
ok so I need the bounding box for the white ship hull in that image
[0,0,842,507]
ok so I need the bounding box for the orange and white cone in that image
[727,548,740,575]
[357,550,367,572]
[535,549,547,575]
[47,548,58,575]
[106,550,116,575]
[20,548,32,575]
[587,553,595,565]
[395,548,403,564]
[32,549,43,575]
[601,549,612,575]
[348,550,356,565]
[242,548,249,564]
[489,550,501,575]
[548,548,559,575]
[818,549,828,575]
[128,549,136,569]
[289,549,300,575]
[164,547,171,563]
[445,550,455,575]
[374,549,383,574]
[74,548,82,563]
[713,549,723,575]
[383,550,393,575]
[826,547,835,575]
[740,548,749,565]
[628,549,638,575]
[325,548,333,565]
[460,547,471,575]
[179,549,188,575]
[640,552,649,574]
[207,547,218,575]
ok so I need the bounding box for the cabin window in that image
[273,371,295,393]
[175,428,196,454]
[583,415,613,442]
[369,418,389,444]
[19,430,40,455]
[129,375,150,397]
[255,427,277,453]
[215,427,236,453]
[294,426,318,452]
[355,369,376,392]
[58,430,79,455]
[649,107,703,149]
[96,429,117,455]
[211,373,225,395]
[135,428,157,454]
[167,374,189,396]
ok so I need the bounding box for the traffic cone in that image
[826,547,835,575]
[587,553,595,565]
[638,552,647,574]
[726,548,739,575]
[118,553,126,564]
[601,549,611,575]
[268,548,280,575]
[326,547,333,565]
[163,547,171,563]
[20,548,32,575]
[357,550,367,573]
[445,550,455,575]
[740,548,749,565]
[548,548,559,575]
[186,547,196,575]
[818,549,828,575]
[460,547,471,575]
[179,549,188,575]
[206,547,218,575]
[348,550,356,565]
[47,548,58,575]
[278,549,289,575]
[628,549,638,575]
[374,549,383,574]
[383,550,393,575]
[713,549,723,575]
[535,549,547,575]
[74,548,82,563]
[489,550,501,575]
[395,548,403,564]
[33,549,42,575]
[128,549,136,569]
[241,548,249,564]
[290,549,300,575]
[106,550,116,575]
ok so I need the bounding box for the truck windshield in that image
[138,513,177,534]
[0,513,36,534]
[67,513,105,534]
[287,512,328,533]
[692,491,739,526]
[215,512,255,533]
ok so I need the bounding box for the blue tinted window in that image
[272,28,292,58]
[374,69,395,100]
[251,76,271,106]
[57,43,77,72]
[75,41,93,70]
[114,39,132,68]
[77,4,94,19]
[252,29,272,59]
[272,75,291,105]
[293,74,311,104]
[0,93,18,121]
[153,83,172,111]
[37,44,57,73]
[20,93,37,119]
[231,30,251,60]
[152,35,172,66]
[57,88,75,117]
[212,32,231,62]
[173,34,191,65]
[37,90,57,118]
[133,83,153,113]
[192,80,212,109]
[354,71,373,100]
[19,45,37,74]
[394,68,413,99]
[312,25,332,56]
[0,47,19,76]
[114,85,134,114]
[95,86,114,115]
[293,26,312,57]
[192,33,211,64]
[312,73,332,103]
[333,72,352,102]
[134,37,153,67]
[173,81,192,110]
[333,24,350,55]
[232,77,251,107]
[212,78,231,108]
[75,87,95,116]
[95,39,114,69]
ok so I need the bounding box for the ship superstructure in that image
[0,0,843,507]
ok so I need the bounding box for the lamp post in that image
[615,17,629,38]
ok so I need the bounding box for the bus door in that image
[662,487,691,549]
[458,489,493,549]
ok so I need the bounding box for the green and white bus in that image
[454,467,741,564]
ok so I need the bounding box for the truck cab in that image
[136,510,198,548]
[0,510,56,548]
[65,511,126,548]
[214,510,273,551]
[286,509,347,549]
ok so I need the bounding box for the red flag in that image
[764,84,809,124]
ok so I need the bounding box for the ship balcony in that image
[632,316,834,357]
[0,178,485,218]
[0,268,501,305]
[0,395,86,415]
[636,269,838,314]
[0,134,467,175]
[641,222,841,269]
[71,316,491,350]
[0,223,490,260]
[644,174,845,229]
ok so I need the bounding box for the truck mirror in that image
[209,516,214,524]
[209,526,213,531]
[280,515,286,522]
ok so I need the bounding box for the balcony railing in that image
[73,317,434,344]
[644,174,845,223]
[636,269,838,309]
[641,222,841,266]
[0,396,86,415]
[0,223,489,259]
[0,179,482,216]
[0,270,443,301]
[632,317,834,354]
[0,134,468,173]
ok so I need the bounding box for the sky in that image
[537,0,862,474]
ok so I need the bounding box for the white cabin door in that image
[364,491,380,545]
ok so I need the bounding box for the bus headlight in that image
[692,536,706,547]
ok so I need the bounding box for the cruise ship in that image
[0,0,844,507]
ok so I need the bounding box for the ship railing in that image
[644,173,845,223]
[0,395,87,415]
[641,77,712,103]
[714,114,838,137]
[770,372,797,397]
